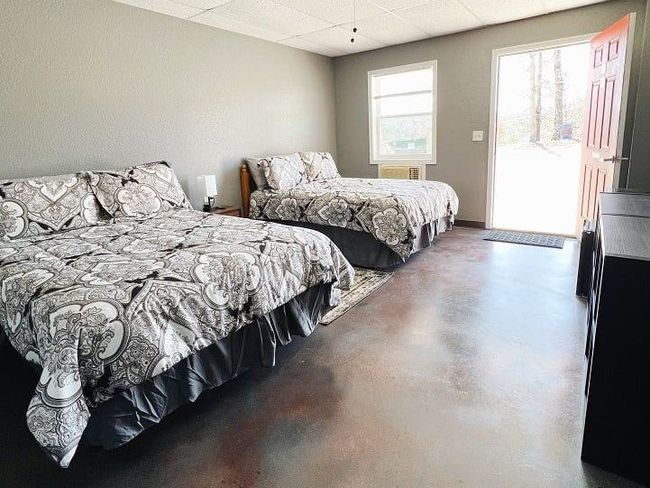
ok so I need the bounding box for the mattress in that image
[250,177,459,261]
[0,209,353,467]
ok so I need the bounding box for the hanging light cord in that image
[351,0,357,43]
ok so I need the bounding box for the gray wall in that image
[0,0,336,209]
[628,3,650,189]
[334,0,648,223]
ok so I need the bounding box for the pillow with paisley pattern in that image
[87,161,190,219]
[245,157,270,189]
[0,173,107,240]
[259,153,307,190]
[300,152,341,182]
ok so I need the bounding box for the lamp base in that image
[203,196,217,212]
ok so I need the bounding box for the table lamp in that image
[197,174,217,211]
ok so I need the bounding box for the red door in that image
[578,14,632,227]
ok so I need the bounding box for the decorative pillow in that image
[87,161,190,219]
[300,152,341,182]
[245,157,270,189]
[0,173,107,240]
[260,153,307,190]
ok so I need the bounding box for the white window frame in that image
[368,60,437,166]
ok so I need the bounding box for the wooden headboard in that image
[240,163,257,218]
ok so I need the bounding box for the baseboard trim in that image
[455,220,486,229]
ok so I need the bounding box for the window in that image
[368,61,437,165]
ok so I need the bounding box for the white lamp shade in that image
[197,175,218,197]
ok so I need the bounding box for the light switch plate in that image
[472,130,484,142]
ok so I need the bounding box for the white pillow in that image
[300,152,340,181]
[260,153,307,190]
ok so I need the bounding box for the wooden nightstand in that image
[209,206,241,217]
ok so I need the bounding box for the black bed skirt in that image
[83,283,333,449]
[271,216,451,269]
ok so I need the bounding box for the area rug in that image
[321,267,394,324]
[483,230,565,249]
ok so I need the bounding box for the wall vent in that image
[377,164,426,180]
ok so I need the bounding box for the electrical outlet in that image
[472,130,484,142]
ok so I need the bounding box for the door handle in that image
[603,156,629,163]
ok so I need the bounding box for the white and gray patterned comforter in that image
[0,209,353,467]
[250,178,460,260]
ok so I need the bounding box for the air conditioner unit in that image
[377,164,426,180]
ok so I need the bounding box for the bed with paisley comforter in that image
[242,152,460,268]
[0,162,353,468]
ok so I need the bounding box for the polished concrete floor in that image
[0,227,642,488]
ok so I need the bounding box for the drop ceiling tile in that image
[113,0,202,19]
[299,25,385,54]
[341,13,429,46]
[459,0,547,25]
[172,0,231,9]
[370,0,429,11]
[271,0,385,25]
[395,0,482,37]
[191,9,287,41]
[116,0,610,58]
[280,36,348,56]
[542,0,607,12]
[207,0,332,37]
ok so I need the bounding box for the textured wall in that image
[334,0,648,222]
[0,0,336,208]
[628,4,650,190]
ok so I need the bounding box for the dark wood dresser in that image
[581,192,650,485]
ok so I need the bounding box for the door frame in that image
[609,13,636,191]
[485,34,595,230]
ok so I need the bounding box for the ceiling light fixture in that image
[351,0,357,43]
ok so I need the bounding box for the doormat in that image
[483,230,565,249]
[321,267,393,325]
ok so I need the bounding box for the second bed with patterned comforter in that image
[250,177,460,261]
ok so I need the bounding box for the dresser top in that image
[600,192,650,218]
[600,214,650,261]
